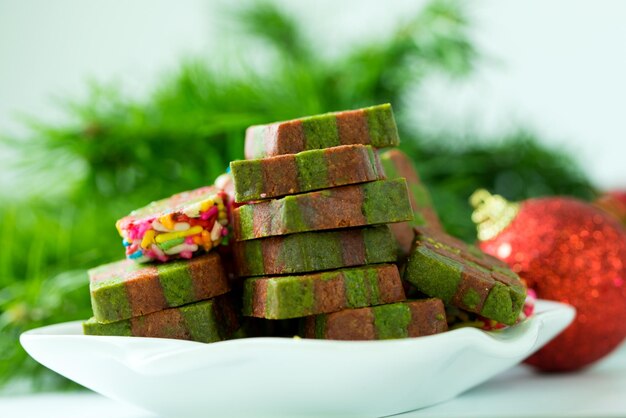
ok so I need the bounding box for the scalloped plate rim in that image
[20,299,576,418]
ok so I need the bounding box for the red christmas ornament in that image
[470,190,626,372]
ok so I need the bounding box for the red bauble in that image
[472,192,626,372]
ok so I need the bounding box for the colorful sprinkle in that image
[200,199,214,212]
[128,250,143,260]
[164,243,198,256]
[116,186,232,263]
[158,237,185,251]
[210,222,222,241]
[201,206,218,221]
[159,214,176,230]
[155,225,203,244]
[140,229,156,249]
[173,222,191,232]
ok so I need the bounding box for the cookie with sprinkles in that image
[379,149,442,257]
[233,178,413,241]
[243,264,405,320]
[244,103,400,159]
[83,296,239,343]
[89,252,230,323]
[403,229,527,325]
[302,299,448,340]
[116,185,230,263]
[230,144,385,203]
[234,225,397,277]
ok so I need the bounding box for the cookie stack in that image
[83,186,239,342]
[80,102,528,343]
[231,104,448,340]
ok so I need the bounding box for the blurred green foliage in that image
[0,0,595,390]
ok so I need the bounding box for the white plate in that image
[21,300,574,418]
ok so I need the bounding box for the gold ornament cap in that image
[470,189,520,241]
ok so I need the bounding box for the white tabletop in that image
[2,345,626,418]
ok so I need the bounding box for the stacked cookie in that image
[83,186,239,343]
[377,148,529,328]
[403,228,527,326]
[231,104,448,340]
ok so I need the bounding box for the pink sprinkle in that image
[221,227,229,236]
[201,206,219,220]
[148,244,168,262]
[185,236,194,245]
[179,251,193,259]
[136,221,152,237]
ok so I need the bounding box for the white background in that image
[1,0,625,188]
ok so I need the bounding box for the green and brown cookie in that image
[230,144,385,203]
[245,103,400,159]
[234,178,413,241]
[379,149,442,257]
[83,296,238,343]
[234,225,397,277]
[89,252,230,323]
[243,264,405,319]
[302,298,448,340]
[403,229,527,325]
